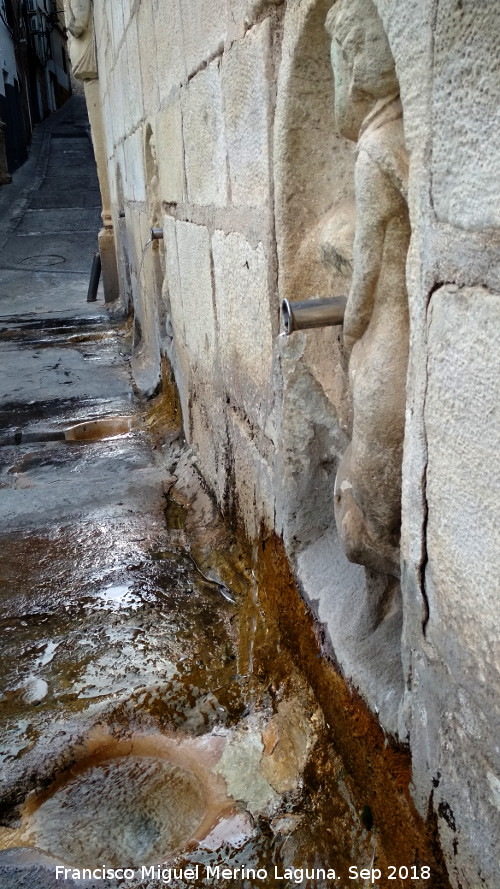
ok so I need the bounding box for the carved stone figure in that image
[65,0,97,80]
[326,0,410,577]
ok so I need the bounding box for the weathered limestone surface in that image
[182,63,228,208]
[412,286,500,888]
[156,103,185,205]
[182,0,227,77]
[431,0,500,230]
[126,21,143,131]
[123,130,146,203]
[228,410,275,540]
[86,1,500,885]
[137,1,160,118]
[221,21,272,208]
[212,230,273,423]
[175,221,216,372]
[154,0,186,103]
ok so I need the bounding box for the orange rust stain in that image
[254,531,452,887]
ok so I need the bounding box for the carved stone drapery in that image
[65,0,97,80]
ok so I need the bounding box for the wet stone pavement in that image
[0,97,382,889]
[0,99,453,889]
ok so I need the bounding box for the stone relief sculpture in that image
[65,0,97,80]
[326,0,410,578]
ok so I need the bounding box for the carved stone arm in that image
[343,150,398,350]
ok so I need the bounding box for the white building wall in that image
[0,16,18,96]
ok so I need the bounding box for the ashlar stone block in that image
[102,93,114,161]
[123,129,146,203]
[422,285,500,889]
[101,6,115,94]
[137,1,160,118]
[425,286,500,687]
[109,68,125,148]
[181,0,227,77]
[162,216,183,341]
[93,4,109,95]
[182,63,228,208]
[153,0,187,104]
[119,46,133,136]
[175,221,217,370]
[109,2,125,55]
[226,0,284,41]
[169,220,227,500]
[156,102,185,204]
[228,411,275,540]
[221,20,272,208]
[112,143,126,208]
[212,229,273,421]
[126,20,143,132]
[431,0,500,230]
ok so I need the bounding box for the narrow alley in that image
[0,99,450,889]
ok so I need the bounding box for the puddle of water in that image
[164,495,187,530]
[27,756,206,867]
[0,731,238,869]
[64,416,134,441]
[38,640,59,666]
[0,416,135,448]
[91,582,143,611]
[0,396,114,430]
[0,446,453,886]
[22,676,48,703]
[0,317,109,336]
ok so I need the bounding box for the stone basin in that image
[0,731,234,869]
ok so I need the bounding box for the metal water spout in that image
[281,297,347,335]
[150,227,164,240]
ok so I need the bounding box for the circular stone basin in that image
[27,756,207,868]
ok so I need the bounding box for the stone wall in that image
[82,2,500,887]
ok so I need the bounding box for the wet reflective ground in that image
[0,428,380,887]
[0,418,451,889]
[0,267,381,885]
[0,97,451,889]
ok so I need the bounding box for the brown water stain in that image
[64,415,134,441]
[0,359,452,886]
[254,531,452,887]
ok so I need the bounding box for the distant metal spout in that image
[150,227,164,240]
[281,296,347,335]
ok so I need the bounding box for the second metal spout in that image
[281,296,347,336]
